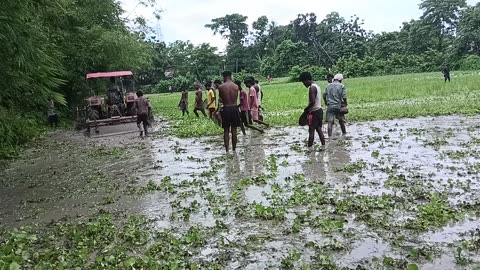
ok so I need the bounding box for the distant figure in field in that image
[47,98,59,129]
[443,64,451,83]
[179,89,189,116]
[193,82,207,118]
[134,91,151,138]
[299,72,326,147]
[237,80,264,134]
[205,81,217,118]
[246,78,269,128]
[219,71,241,152]
[324,74,347,137]
[267,74,271,83]
[169,85,173,94]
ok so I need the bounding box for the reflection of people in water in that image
[302,139,351,182]
[242,133,266,177]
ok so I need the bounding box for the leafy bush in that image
[232,71,264,83]
[289,65,328,82]
[459,55,480,70]
[0,108,45,159]
[145,75,195,94]
[333,50,447,78]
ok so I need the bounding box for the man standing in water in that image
[179,88,189,116]
[299,72,326,148]
[324,74,347,137]
[219,71,241,152]
[237,80,264,134]
[443,64,451,83]
[134,91,151,138]
[193,83,207,117]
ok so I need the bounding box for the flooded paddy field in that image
[1,116,480,269]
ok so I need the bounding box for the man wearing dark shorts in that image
[219,71,241,152]
[134,91,151,138]
[300,72,326,148]
[324,74,347,137]
[193,83,207,117]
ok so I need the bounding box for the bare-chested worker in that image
[193,82,207,118]
[218,71,241,153]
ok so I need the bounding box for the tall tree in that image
[273,40,308,75]
[419,0,467,50]
[205,14,249,45]
[457,2,480,55]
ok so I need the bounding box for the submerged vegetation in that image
[2,115,480,269]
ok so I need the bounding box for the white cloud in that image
[121,0,480,52]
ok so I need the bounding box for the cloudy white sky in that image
[122,0,479,52]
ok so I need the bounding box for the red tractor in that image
[77,71,152,136]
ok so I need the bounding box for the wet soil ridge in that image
[1,116,480,269]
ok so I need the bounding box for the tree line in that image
[141,0,480,92]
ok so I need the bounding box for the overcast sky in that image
[121,0,479,52]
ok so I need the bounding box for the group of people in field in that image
[178,75,270,136]
[176,70,348,153]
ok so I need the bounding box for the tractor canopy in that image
[86,71,133,79]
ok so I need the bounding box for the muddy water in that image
[1,116,480,269]
[0,123,154,231]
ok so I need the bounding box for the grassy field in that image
[149,71,480,137]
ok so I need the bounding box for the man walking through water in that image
[324,74,347,137]
[219,71,241,153]
[179,88,189,116]
[134,91,151,138]
[300,72,326,148]
[193,83,207,117]
[443,64,451,83]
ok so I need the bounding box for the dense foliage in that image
[141,0,480,90]
[0,0,153,158]
[3,0,480,158]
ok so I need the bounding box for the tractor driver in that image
[107,77,123,117]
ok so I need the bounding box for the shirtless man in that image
[179,89,189,116]
[218,71,241,152]
[134,91,151,138]
[193,82,207,118]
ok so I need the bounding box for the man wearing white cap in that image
[324,74,347,137]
